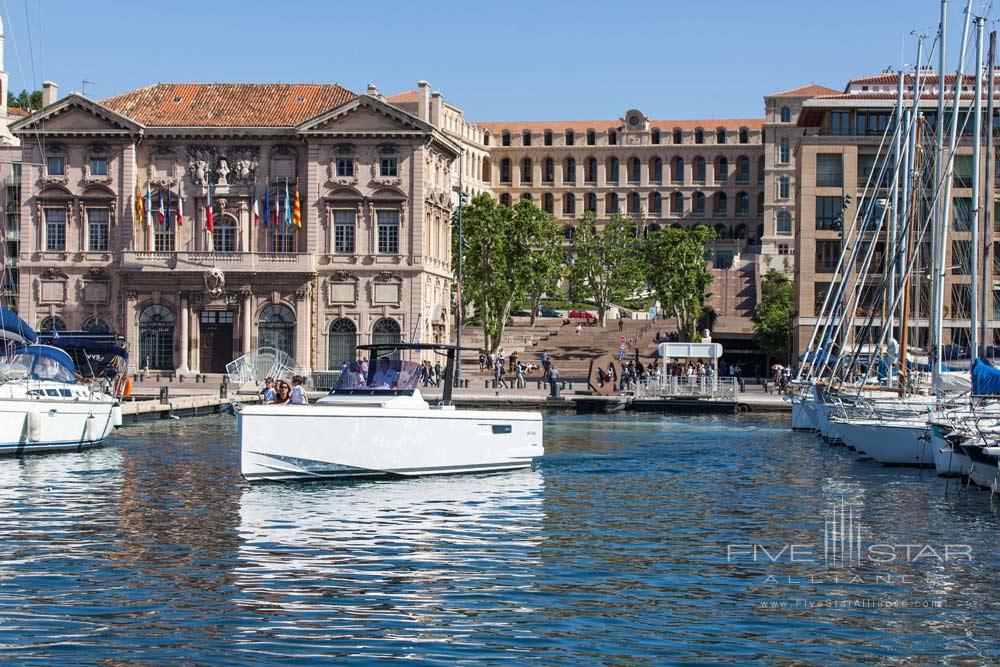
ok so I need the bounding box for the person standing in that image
[262,377,276,404]
[618,315,624,332]
[575,323,582,336]
[515,361,525,388]
[433,360,443,387]
[290,375,308,404]
[547,362,560,399]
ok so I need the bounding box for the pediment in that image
[298,94,431,135]
[10,94,142,135]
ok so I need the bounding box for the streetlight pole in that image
[454,150,466,386]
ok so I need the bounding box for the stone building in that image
[9,82,461,374]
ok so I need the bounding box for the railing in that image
[635,375,739,400]
[121,251,315,272]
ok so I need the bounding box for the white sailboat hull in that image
[791,397,818,431]
[239,403,544,482]
[0,395,118,454]
[834,419,933,465]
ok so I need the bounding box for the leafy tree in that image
[454,194,562,353]
[7,89,42,110]
[522,211,563,326]
[568,212,645,327]
[752,269,794,363]
[645,225,716,341]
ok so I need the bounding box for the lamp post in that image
[453,151,467,386]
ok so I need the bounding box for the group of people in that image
[596,360,659,392]
[653,331,681,344]
[419,360,445,387]
[666,360,716,379]
[262,375,308,404]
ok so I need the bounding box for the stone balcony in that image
[120,251,317,274]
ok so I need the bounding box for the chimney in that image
[366,83,379,97]
[430,90,442,127]
[42,81,58,106]
[417,80,430,122]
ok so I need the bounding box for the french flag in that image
[252,183,260,226]
[206,180,215,233]
[157,186,165,225]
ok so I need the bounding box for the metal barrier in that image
[635,376,739,400]
[310,371,340,391]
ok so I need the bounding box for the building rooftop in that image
[386,90,419,103]
[101,83,357,127]
[767,83,840,98]
[477,118,764,134]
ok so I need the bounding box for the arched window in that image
[544,130,553,146]
[694,128,705,144]
[716,128,727,144]
[38,315,67,333]
[563,193,576,216]
[586,157,598,183]
[608,129,617,145]
[564,225,575,241]
[565,129,575,146]
[628,157,641,183]
[608,157,620,183]
[521,158,532,184]
[328,318,357,370]
[213,215,238,252]
[500,158,511,183]
[628,192,641,215]
[483,131,491,147]
[692,192,705,215]
[672,157,684,183]
[716,157,729,183]
[500,193,511,207]
[521,193,532,202]
[777,211,792,235]
[138,305,173,370]
[501,131,511,146]
[714,223,728,239]
[737,156,750,183]
[672,129,682,144]
[522,130,532,146]
[714,192,728,216]
[543,192,554,214]
[694,157,706,182]
[372,317,402,355]
[543,158,554,183]
[739,128,749,144]
[651,157,663,183]
[780,106,791,123]
[82,316,110,333]
[735,223,748,239]
[586,130,596,146]
[736,192,750,217]
[779,138,790,163]
[259,304,295,356]
[608,193,620,214]
[564,157,576,184]
[779,176,790,199]
[648,223,661,232]
[671,192,684,215]
[651,129,661,145]
[586,192,597,213]
[650,193,662,214]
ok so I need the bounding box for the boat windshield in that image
[334,358,423,393]
[0,348,77,383]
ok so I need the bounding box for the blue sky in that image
[0,0,987,122]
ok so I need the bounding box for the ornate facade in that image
[9,82,460,373]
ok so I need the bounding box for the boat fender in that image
[123,377,133,398]
[26,410,42,443]
[111,403,123,428]
[85,415,98,442]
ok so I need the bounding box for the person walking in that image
[618,315,624,332]
[494,359,508,389]
[433,360,443,387]
[575,323,582,336]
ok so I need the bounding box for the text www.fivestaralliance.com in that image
[759,599,944,609]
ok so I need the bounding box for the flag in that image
[164,184,172,230]
[135,182,144,225]
[175,181,184,227]
[263,182,270,228]
[157,186,165,225]
[206,179,215,233]
[284,178,291,227]
[252,183,260,226]
[145,182,153,227]
[292,178,301,228]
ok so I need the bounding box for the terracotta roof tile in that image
[387,90,419,102]
[477,118,763,134]
[848,72,980,86]
[768,83,840,97]
[7,106,28,117]
[101,83,357,127]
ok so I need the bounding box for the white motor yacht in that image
[239,343,544,482]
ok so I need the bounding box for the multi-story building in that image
[9,81,462,374]
[792,71,993,358]
[0,17,29,310]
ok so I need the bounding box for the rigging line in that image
[20,0,43,164]
[1,0,45,178]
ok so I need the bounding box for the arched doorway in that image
[259,304,295,357]
[328,318,357,370]
[372,318,401,360]
[138,304,174,370]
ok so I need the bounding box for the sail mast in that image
[970,15,985,357]
[931,0,948,388]
[983,31,996,358]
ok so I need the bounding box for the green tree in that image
[522,211,563,326]
[751,269,794,363]
[454,194,562,353]
[645,225,716,341]
[7,89,42,110]
[568,212,645,327]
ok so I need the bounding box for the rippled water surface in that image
[0,413,998,664]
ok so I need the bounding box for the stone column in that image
[125,291,138,373]
[295,286,312,372]
[177,293,190,374]
[242,290,253,354]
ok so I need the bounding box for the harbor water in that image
[0,413,998,664]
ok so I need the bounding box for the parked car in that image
[569,309,597,320]
[537,306,561,318]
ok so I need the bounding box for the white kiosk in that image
[653,341,733,399]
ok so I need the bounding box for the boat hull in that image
[0,397,118,455]
[833,419,933,466]
[791,397,818,431]
[239,404,544,482]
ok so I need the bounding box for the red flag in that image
[252,183,260,226]
[206,180,215,233]
[176,181,184,226]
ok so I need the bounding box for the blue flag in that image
[263,182,270,228]
[284,178,291,227]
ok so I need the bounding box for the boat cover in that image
[972,357,1000,395]
[0,307,37,345]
